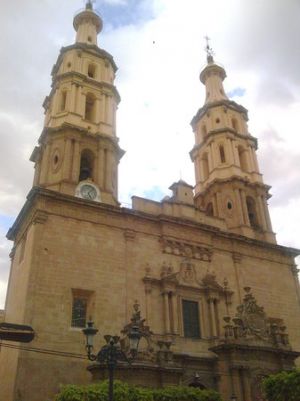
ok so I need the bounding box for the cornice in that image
[190,130,258,159]
[7,187,300,258]
[191,99,249,128]
[51,43,118,76]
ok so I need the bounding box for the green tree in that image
[55,380,222,401]
[262,369,300,401]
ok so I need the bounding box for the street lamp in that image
[82,317,142,401]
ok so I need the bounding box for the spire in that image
[73,1,103,45]
[199,38,228,104]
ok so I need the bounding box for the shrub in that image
[262,369,300,401]
[55,380,222,401]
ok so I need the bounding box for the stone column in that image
[257,195,267,230]
[62,138,72,181]
[209,298,217,337]
[95,97,101,124]
[72,141,81,182]
[171,292,178,334]
[98,147,105,188]
[145,282,152,326]
[163,292,171,333]
[70,84,76,113]
[80,89,86,118]
[262,197,273,232]
[213,299,220,337]
[106,149,113,192]
[241,369,252,401]
[234,188,245,225]
[39,142,51,185]
[226,138,235,165]
[240,190,250,225]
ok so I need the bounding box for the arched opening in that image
[60,90,67,112]
[201,153,209,181]
[206,202,214,216]
[87,64,96,79]
[85,93,96,122]
[238,146,248,171]
[79,149,94,182]
[232,117,238,131]
[219,145,226,163]
[246,196,259,228]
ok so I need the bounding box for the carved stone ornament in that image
[222,287,290,347]
[160,237,212,262]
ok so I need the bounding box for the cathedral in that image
[0,3,300,401]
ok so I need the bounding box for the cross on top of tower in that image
[86,0,94,10]
[204,35,214,64]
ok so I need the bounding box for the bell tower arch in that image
[190,44,275,243]
[30,1,124,206]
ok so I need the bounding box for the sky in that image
[0,0,300,309]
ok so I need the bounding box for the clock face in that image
[80,184,97,200]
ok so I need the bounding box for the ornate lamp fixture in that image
[82,302,143,401]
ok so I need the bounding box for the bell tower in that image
[190,44,275,243]
[30,1,124,205]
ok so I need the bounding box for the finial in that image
[204,35,214,64]
[86,0,93,10]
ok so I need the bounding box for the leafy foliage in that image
[262,369,300,401]
[55,380,222,401]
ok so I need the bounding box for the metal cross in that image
[204,35,214,58]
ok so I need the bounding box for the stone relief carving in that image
[160,237,212,262]
[222,287,290,347]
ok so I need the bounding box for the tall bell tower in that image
[30,1,124,205]
[190,44,275,243]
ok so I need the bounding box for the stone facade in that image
[0,4,300,401]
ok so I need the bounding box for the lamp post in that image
[82,320,142,401]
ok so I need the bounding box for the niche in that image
[219,145,226,163]
[246,196,259,228]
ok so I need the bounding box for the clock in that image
[80,184,98,200]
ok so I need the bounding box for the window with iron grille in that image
[71,297,87,328]
[182,300,201,338]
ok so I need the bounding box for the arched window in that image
[238,146,248,171]
[246,196,259,228]
[206,202,214,216]
[87,63,96,79]
[201,153,209,181]
[219,145,226,163]
[232,117,238,131]
[60,90,67,112]
[79,150,94,181]
[85,93,96,122]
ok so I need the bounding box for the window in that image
[246,196,259,228]
[238,146,248,171]
[79,149,94,181]
[206,202,214,216]
[85,93,96,122]
[88,64,96,79]
[201,153,209,181]
[219,145,226,163]
[60,90,67,112]
[232,117,238,131]
[71,289,94,328]
[71,297,87,328]
[182,300,201,338]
